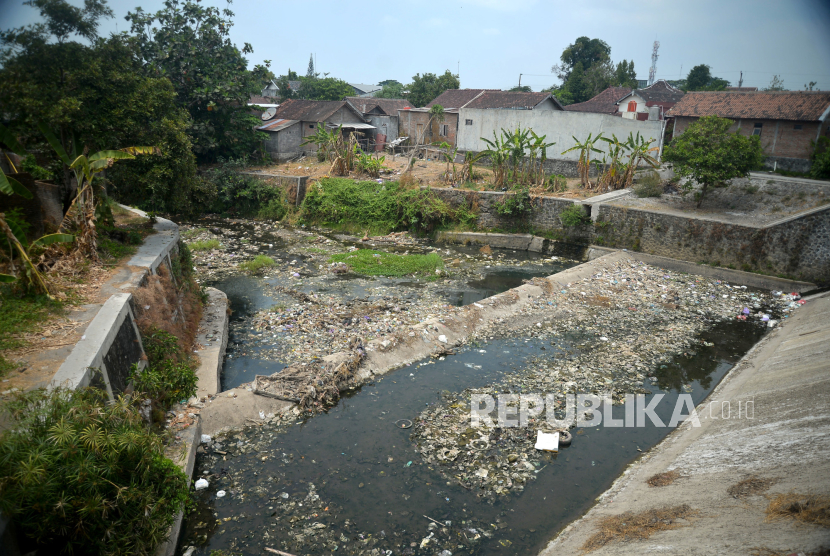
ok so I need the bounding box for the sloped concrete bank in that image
[541,290,830,555]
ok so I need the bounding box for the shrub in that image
[204,157,287,216]
[559,203,590,226]
[810,137,830,180]
[131,328,197,410]
[633,172,663,198]
[258,196,289,220]
[328,250,444,277]
[190,238,221,251]
[0,387,190,554]
[494,188,533,219]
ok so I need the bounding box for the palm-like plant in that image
[481,131,509,187]
[562,132,605,188]
[38,123,158,260]
[597,134,629,192]
[623,132,660,188]
[529,130,556,186]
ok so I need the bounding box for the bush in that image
[190,238,221,251]
[494,188,533,219]
[0,387,190,555]
[810,137,830,180]
[205,157,287,216]
[302,178,473,234]
[131,328,197,411]
[633,172,663,198]
[328,250,444,277]
[559,203,590,226]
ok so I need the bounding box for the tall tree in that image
[614,60,638,89]
[297,77,354,101]
[552,36,611,82]
[126,0,269,161]
[306,53,316,79]
[549,38,636,105]
[407,70,459,108]
[765,75,787,91]
[685,64,729,91]
[375,81,406,99]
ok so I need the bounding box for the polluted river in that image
[177,218,801,556]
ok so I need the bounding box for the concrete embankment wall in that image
[428,187,830,284]
[541,291,830,555]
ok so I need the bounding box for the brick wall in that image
[398,110,459,146]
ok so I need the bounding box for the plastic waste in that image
[195,478,209,490]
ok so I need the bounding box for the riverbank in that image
[541,290,830,555]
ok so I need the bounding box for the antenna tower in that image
[648,41,660,86]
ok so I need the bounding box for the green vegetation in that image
[130,328,197,412]
[302,178,477,234]
[633,172,663,197]
[684,64,729,91]
[203,157,289,217]
[0,387,190,555]
[240,254,277,273]
[190,238,221,251]
[663,115,765,208]
[810,137,830,180]
[495,188,534,222]
[329,250,444,277]
[182,227,208,239]
[559,204,591,226]
[547,36,638,105]
[0,288,64,376]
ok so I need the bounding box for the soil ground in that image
[613,174,830,225]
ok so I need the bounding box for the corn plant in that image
[562,132,605,188]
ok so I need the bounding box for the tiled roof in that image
[273,99,364,122]
[726,87,759,92]
[345,97,413,115]
[426,89,498,109]
[667,91,830,122]
[623,80,685,104]
[249,95,277,105]
[564,87,632,114]
[464,91,563,110]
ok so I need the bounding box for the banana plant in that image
[0,123,34,200]
[623,132,660,188]
[529,130,556,186]
[597,134,630,192]
[0,217,74,296]
[562,132,605,189]
[38,123,157,259]
[481,132,509,187]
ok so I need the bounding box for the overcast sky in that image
[3,0,830,92]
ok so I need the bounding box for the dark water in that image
[181,318,769,555]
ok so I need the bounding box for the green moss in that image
[239,254,276,273]
[329,250,444,277]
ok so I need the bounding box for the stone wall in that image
[428,187,830,284]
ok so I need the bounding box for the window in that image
[440,124,449,136]
[794,124,803,130]
[309,124,315,129]
[465,119,473,125]
[627,100,637,112]
[752,122,763,136]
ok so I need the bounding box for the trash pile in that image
[191,423,511,556]
[410,260,799,499]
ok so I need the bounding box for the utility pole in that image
[738,71,743,88]
[518,73,522,88]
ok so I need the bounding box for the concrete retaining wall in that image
[427,187,830,284]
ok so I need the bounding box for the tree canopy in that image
[126,0,269,161]
[663,116,764,207]
[407,70,460,107]
[684,64,729,91]
[548,37,637,105]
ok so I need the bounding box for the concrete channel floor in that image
[541,291,830,555]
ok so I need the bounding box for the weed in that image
[130,327,197,411]
[765,492,830,527]
[240,254,276,273]
[743,184,760,194]
[98,237,138,261]
[328,250,444,277]
[269,303,287,313]
[633,174,663,197]
[647,470,681,487]
[0,286,64,354]
[581,505,700,552]
[190,238,221,251]
[728,475,777,498]
[559,204,590,227]
[182,227,207,239]
[494,188,534,220]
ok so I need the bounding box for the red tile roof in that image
[564,87,632,114]
[667,91,830,122]
[425,89,497,109]
[726,87,759,92]
[464,91,563,110]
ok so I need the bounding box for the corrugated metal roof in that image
[257,119,299,132]
[330,122,376,130]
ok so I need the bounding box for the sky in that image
[2,0,830,92]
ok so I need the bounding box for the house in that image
[261,80,280,98]
[345,97,412,150]
[614,80,685,120]
[564,86,632,115]
[257,99,372,160]
[399,89,562,148]
[667,90,830,172]
[349,83,382,97]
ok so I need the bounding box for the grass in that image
[98,237,139,261]
[580,504,700,552]
[239,254,276,273]
[181,227,207,239]
[190,239,221,251]
[765,492,830,527]
[647,470,681,487]
[0,287,65,376]
[728,475,777,498]
[328,249,444,277]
